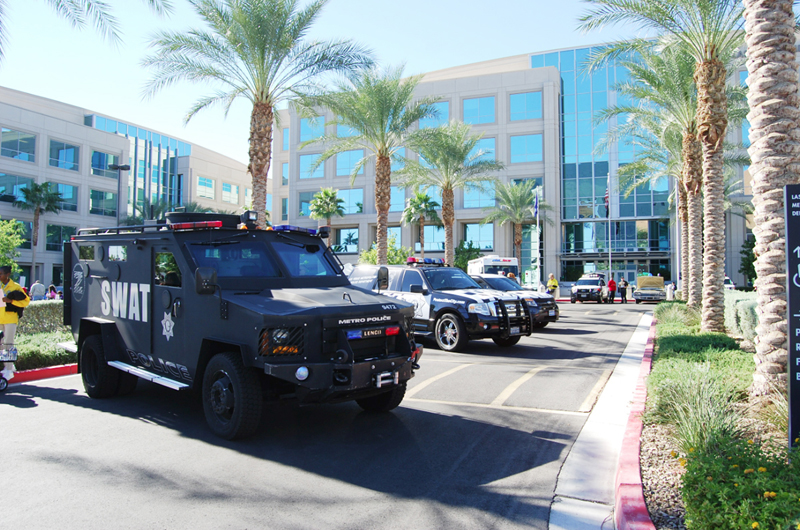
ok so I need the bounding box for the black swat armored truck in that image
[63,211,422,440]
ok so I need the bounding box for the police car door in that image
[397,269,431,324]
[152,249,185,355]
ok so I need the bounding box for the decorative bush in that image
[724,290,757,341]
[14,330,76,371]
[16,300,69,335]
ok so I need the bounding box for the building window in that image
[424,185,442,207]
[17,221,31,250]
[0,173,33,201]
[339,188,364,214]
[46,224,76,252]
[283,128,290,151]
[337,121,358,138]
[416,225,445,252]
[299,191,314,217]
[387,226,402,247]
[336,150,364,177]
[245,188,253,208]
[89,190,117,217]
[1,128,36,162]
[281,198,288,221]
[463,183,495,208]
[51,183,78,212]
[335,228,359,253]
[469,138,495,162]
[265,192,272,213]
[299,154,324,179]
[510,92,543,121]
[390,186,405,212]
[420,101,450,129]
[91,151,120,178]
[464,223,493,251]
[300,117,325,142]
[197,176,214,199]
[463,96,495,124]
[392,147,406,171]
[510,134,543,163]
[222,182,239,204]
[49,140,80,171]
[282,162,289,186]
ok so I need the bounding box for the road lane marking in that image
[490,366,546,406]
[405,363,473,398]
[405,397,588,416]
[578,369,612,412]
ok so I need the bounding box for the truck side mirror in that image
[195,267,218,295]
[377,266,389,291]
[409,284,428,295]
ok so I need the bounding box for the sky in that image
[1,0,636,165]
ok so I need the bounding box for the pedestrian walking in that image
[619,276,629,304]
[607,276,617,304]
[0,265,30,384]
[29,279,46,301]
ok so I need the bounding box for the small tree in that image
[14,182,63,281]
[454,240,482,272]
[739,237,755,287]
[358,233,413,265]
[0,219,24,276]
[309,188,346,227]
[401,190,440,259]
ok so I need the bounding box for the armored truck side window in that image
[108,245,127,261]
[78,245,95,260]
[155,252,181,287]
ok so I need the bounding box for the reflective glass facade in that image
[1,128,36,162]
[463,97,495,124]
[420,102,450,129]
[339,188,363,214]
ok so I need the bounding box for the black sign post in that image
[786,184,800,447]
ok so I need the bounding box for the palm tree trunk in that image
[744,0,800,396]
[442,188,455,267]
[325,217,332,248]
[249,102,273,230]
[696,60,728,333]
[683,132,703,308]
[514,223,523,266]
[678,182,689,301]
[375,155,392,265]
[419,216,426,259]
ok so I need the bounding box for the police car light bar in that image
[169,220,224,230]
[406,257,446,266]
[271,225,318,236]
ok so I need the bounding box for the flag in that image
[604,187,610,218]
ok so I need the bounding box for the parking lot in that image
[3,303,650,530]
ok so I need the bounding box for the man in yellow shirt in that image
[0,266,30,382]
[546,273,559,296]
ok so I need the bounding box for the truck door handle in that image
[172,298,182,318]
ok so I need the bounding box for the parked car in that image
[633,276,666,304]
[724,276,735,290]
[570,273,611,303]
[470,274,559,328]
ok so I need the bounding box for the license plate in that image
[510,326,520,335]
[580,294,587,298]
[549,310,556,316]
[363,328,384,338]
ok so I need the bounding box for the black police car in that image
[62,212,421,440]
[470,274,559,328]
[347,258,533,351]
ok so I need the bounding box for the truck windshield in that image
[485,265,519,276]
[423,268,481,291]
[272,241,340,277]
[576,279,601,286]
[188,241,282,278]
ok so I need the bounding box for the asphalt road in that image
[2,302,651,530]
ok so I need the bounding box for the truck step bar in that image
[108,361,190,391]
[58,341,78,353]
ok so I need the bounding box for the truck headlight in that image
[524,298,538,308]
[468,302,496,316]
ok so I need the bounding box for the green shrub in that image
[682,438,800,530]
[14,330,76,371]
[16,300,69,335]
[736,299,758,342]
[656,332,739,359]
[724,290,758,340]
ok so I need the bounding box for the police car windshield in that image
[188,241,281,278]
[484,276,524,291]
[423,268,481,291]
[576,279,601,286]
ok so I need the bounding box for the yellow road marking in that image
[578,369,612,412]
[490,366,546,406]
[405,363,473,398]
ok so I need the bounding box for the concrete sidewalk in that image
[549,313,654,530]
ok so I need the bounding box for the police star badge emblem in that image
[161,312,175,341]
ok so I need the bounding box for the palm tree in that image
[0,1,171,64]
[743,0,800,397]
[299,66,439,264]
[14,183,63,282]
[121,198,174,225]
[482,179,549,266]
[401,190,440,259]
[142,0,373,229]
[397,121,503,267]
[309,188,345,246]
[580,0,744,333]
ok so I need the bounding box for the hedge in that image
[16,299,70,335]
[723,290,757,341]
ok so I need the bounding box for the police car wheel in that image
[80,335,121,399]
[0,376,7,393]
[356,382,407,413]
[570,298,576,304]
[492,335,521,347]
[434,314,467,352]
[202,352,262,440]
[534,322,548,329]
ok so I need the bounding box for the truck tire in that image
[116,372,139,396]
[356,382,407,413]
[492,335,521,347]
[202,352,262,440]
[434,313,468,352]
[81,335,120,399]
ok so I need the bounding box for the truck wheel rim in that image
[438,320,456,346]
[209,372,235,420]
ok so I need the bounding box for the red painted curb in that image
[614,318,657,530]
[7,363,78,384]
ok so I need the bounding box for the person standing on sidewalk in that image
[0,266,30,382]
[29,279,46,301]
[618,276,629,304]
[546,273,559,296]
[607,276,617,304]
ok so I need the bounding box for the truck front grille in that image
[260,327,304,357]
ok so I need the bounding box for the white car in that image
[724,276,735,290]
